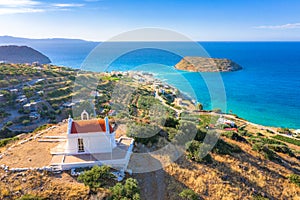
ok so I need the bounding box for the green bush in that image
[194,128,207,142]
[222,131,247,143]
[261,146,280,162]
[213,139,242,155]
[109,178,140,200]
[164,117,179,128]
[5,121,13,126]
[179,189,199,200]
[266,144,294,157]
[77,165,113,190]
[18,194,44,200]
[126,123,160,145]
[252,195,269,200]
[22,119,30,125]
[0,137,18,147]
[288,174,300,187]
[272,135,300,146]
[186,140,213,164]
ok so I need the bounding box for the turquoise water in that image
[25,42,300,129]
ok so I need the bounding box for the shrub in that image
[109,178,140,200]
[272,135,300,146]
[186,140,213,164]
[261,146,280,162]
[22,120,30,125]
[212,139,242,155]
[222,131,247,143]
[252,142,264,152]
[164,117,179,128]
[77,165,113,190]
[18,194,44,200]
[126,123,160,145]
[179,189,199,200]
[5,121,13,127]
[194,128,207,142]
[266,144,295,157]
[252,195,269,200]
[32,124,50,133]
[288,174,300,187]
[0,137,18,147]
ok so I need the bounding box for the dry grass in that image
[162,137,300,200]
[0,169,94,199]
[0,124,68,168]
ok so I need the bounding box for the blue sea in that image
[27,42,300,129]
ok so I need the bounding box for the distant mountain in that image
[0,36,96,45]
[0,45,51,64]
[0,36,99,68]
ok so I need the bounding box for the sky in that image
[0,0,300,41]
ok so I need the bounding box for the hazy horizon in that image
[1,1,300,41]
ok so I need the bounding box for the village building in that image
[62,102,76,109]
[217,117,236,128]
[29,112,41,121]
[108,109,117,116]
[23,102,38,111]
[9,89,18,94]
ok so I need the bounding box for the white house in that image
[64,110,117,154]
[50,110,134,172]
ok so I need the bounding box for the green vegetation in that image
[77,165,114,190]
[0,137,19,147]
[272,135,300,146]
[252,195,269,200]
[179,189,199,200]
[22,120,31,125]
[221,131,247,143]
[126,123,160,145]
[77,166,141,199]
[109,178,141,200]
[32,124,51,133]
[247,134,296,160]
[288,174,300,187]
[186,140,213,164]
[212,139,242,155]
[198,115,219,127]
[0,109,10,118]
[18,194,44,200]
[47,87,72,98]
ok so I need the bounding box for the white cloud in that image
[0,1,86,15]
[0,7,44,14]
[52,3,84,8]
[255,23,300,29]
[0,0,40,7]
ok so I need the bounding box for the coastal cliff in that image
[0,45,51,64]
[175,56,242,72]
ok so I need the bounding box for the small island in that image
[0,45,51,64]
[175,56,242,72]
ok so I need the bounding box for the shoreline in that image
[124,70,299,132]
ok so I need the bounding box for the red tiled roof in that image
[71,119,113,134]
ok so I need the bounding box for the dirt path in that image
[134,169,166,200]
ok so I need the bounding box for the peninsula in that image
[0,45,51,64]
[175,56,242,72]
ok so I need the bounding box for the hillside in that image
[0,45,51,64]
[0,64,299,199]
[175,56,242,72]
